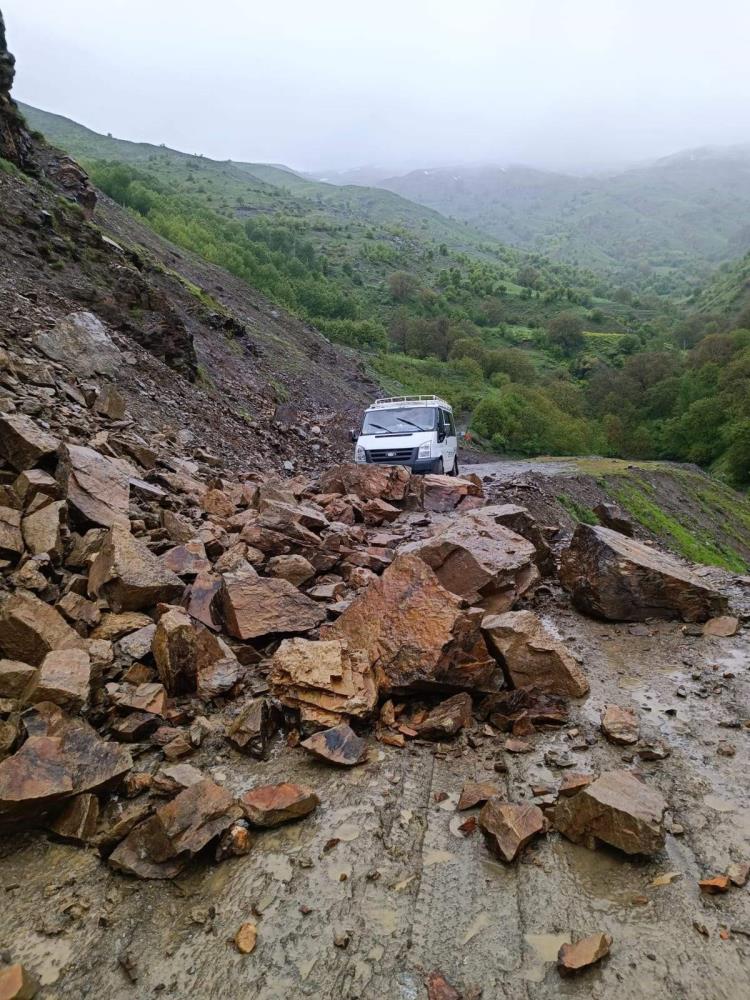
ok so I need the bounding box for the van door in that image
[440,408,457,473]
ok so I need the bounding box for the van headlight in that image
[418,442,432,460]
[355,445,366,463]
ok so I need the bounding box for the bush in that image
[315,318,387,351]
[471,386,594,455]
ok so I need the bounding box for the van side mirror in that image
[350,429,357,443]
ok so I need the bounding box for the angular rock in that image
[235,921,258,954]
[56,444,133,528]
[482,611,589,698]
[21,500,65,560]
[403,507,539,613]
[458,780,503,811]
[270,637,377,726]
[600,705,639,745]
[25,648,91,712]
[183,570,223,630]
[0,963,39,1000]
[151,762,205,796]
[481,503,554,574]
[0,659,36,698]
[413,692,473,740]
[118,623,157,660]
[201,488,235,519]
[0,591,86,666]
[13,468,61,507]
[557,933,612,976]
[323,554,496,694]
[319,462,411,502]
[703,616,740,637]
[113,682,167,716]
[554,769,667,855]
[92,611,153,642]
[106,815,183,879]
[226,698,279,760]
[560,524,727,622]
[301,723,368,766]
[727,862,750,887]
[152,607,197,696]
[160,540,211,578]
[0,705,132,825]
[56,592,101,631]
[0,505,23,559]
[240,782,319,827]
[48,792,99,843]
[93,383,126,419]
[424,971,462,1000]
[0,413,59,471]
[593,502,634,536]
[698,875,730,894]
[362,497,401,525]
[88,524,184,612]
[33,311,120,377]
[478,800,545,862]
[110,711,160,742]
[422,473,483,513]
[267,553,316,587]
[218,570,325,640]
[559,772,593,797]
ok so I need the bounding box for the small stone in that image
[559,772,593,797]
[301,723,368,766]
[703,616,740,637]
[234,921,257,954]
[699,876,730,894]
[557,933,612,976]
[601,705,639,745]
[414,693,472,740]
[240,783,319,828]
[478,800,545,862]
[0,963,39,999]
[727,862,750,887]
[458,781,503,811]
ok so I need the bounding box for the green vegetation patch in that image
[556,494,600,525]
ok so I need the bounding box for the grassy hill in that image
[376,148,750,295]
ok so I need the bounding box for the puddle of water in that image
[461,911,492,944]
[522,933,569,983]
[423,849,456,866]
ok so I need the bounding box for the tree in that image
[516,266,542,290]
[548,312,585,355]
[387,271,418,302]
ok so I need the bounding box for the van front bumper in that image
[359,450,441,473]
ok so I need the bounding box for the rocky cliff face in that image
[0,11,35,171]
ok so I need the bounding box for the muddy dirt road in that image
[2,567,749,999]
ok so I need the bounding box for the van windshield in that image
[362,406,437,434]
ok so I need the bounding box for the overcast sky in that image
[4,0,750,173]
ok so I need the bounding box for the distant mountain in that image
[378,147,750,292]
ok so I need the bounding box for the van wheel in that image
[433,458,444,475]
[451,458,460,477]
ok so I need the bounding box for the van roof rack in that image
[369,394,452,411]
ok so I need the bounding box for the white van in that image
[353,395,459,475]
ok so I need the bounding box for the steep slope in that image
[378,149,750,293]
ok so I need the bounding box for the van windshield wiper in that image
[365,421,391,432]
[396,418,428,431]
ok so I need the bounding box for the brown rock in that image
[0,706,132,825]
[14,468,61,507]
[458,780,503,810]
[554,769,667,855]
[110,712,160,742]
[216,822,253,860]
[699,875,730,894]
[106,815,183,878]
[0,963,39,999]
[404,507,538,612]
[557,933,612,976]
[48,792,99,843]
[235,922,258,955]
[727,862,749,887]
[413,692,472,740]
[57,444,133,528]
[270,637,377,726]
[152,607,197,695]
[151,762,205,796]
[160,540,211,578]
[93,383,126,419]
[362,497,401,525]
[559,772,593,797]
[301,723,368,766]
[560,524,727,622]
[183,570,223,630]
[420,473,483,513]
[56,592,101,630]
[25,648,91,712]
[703,616,740,637]
[218,570,325,640]
[483,503,554,574]
[113,682,167,716]
[226,698,279,759]
[0,659,36,698]
[0,505,23,559]
[0,591,86,665]
[319,462,411,502]
[601,705,639,745]
[201,488,235,519]
[323,554,496,694]
[118,623,157,660]
[0,413,59,471]
[425,971,462,1000]
[482,611,589,697]
[88,524,184,612]
[241,782,319,827]
[267,553,316,586]
[478,799,545,862]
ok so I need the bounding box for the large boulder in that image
[478,503,554,575]
[21,500,65,559]
[270,637,377,726]
[56,444,133,529]
[88,524,184,612]
[323,553,496,694]
[478,800,545,862]
[218,570,325,640]
[0,414,59,471]
[319,462,411,502]
[402,507,539,613]
[24,648,92,712]
[482,610,589,698]
[560,524,728,622]
[0,591,86,666]
[0,703,132,826]
[554,769,667,855]
[152,607,198,695]
[0,505,23,559]
[421,473,483,513]
[33,311,121,377]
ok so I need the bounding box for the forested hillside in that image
[20,103,750,485]
[378,148,750,295]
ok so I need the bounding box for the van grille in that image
[366,448,416,464]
